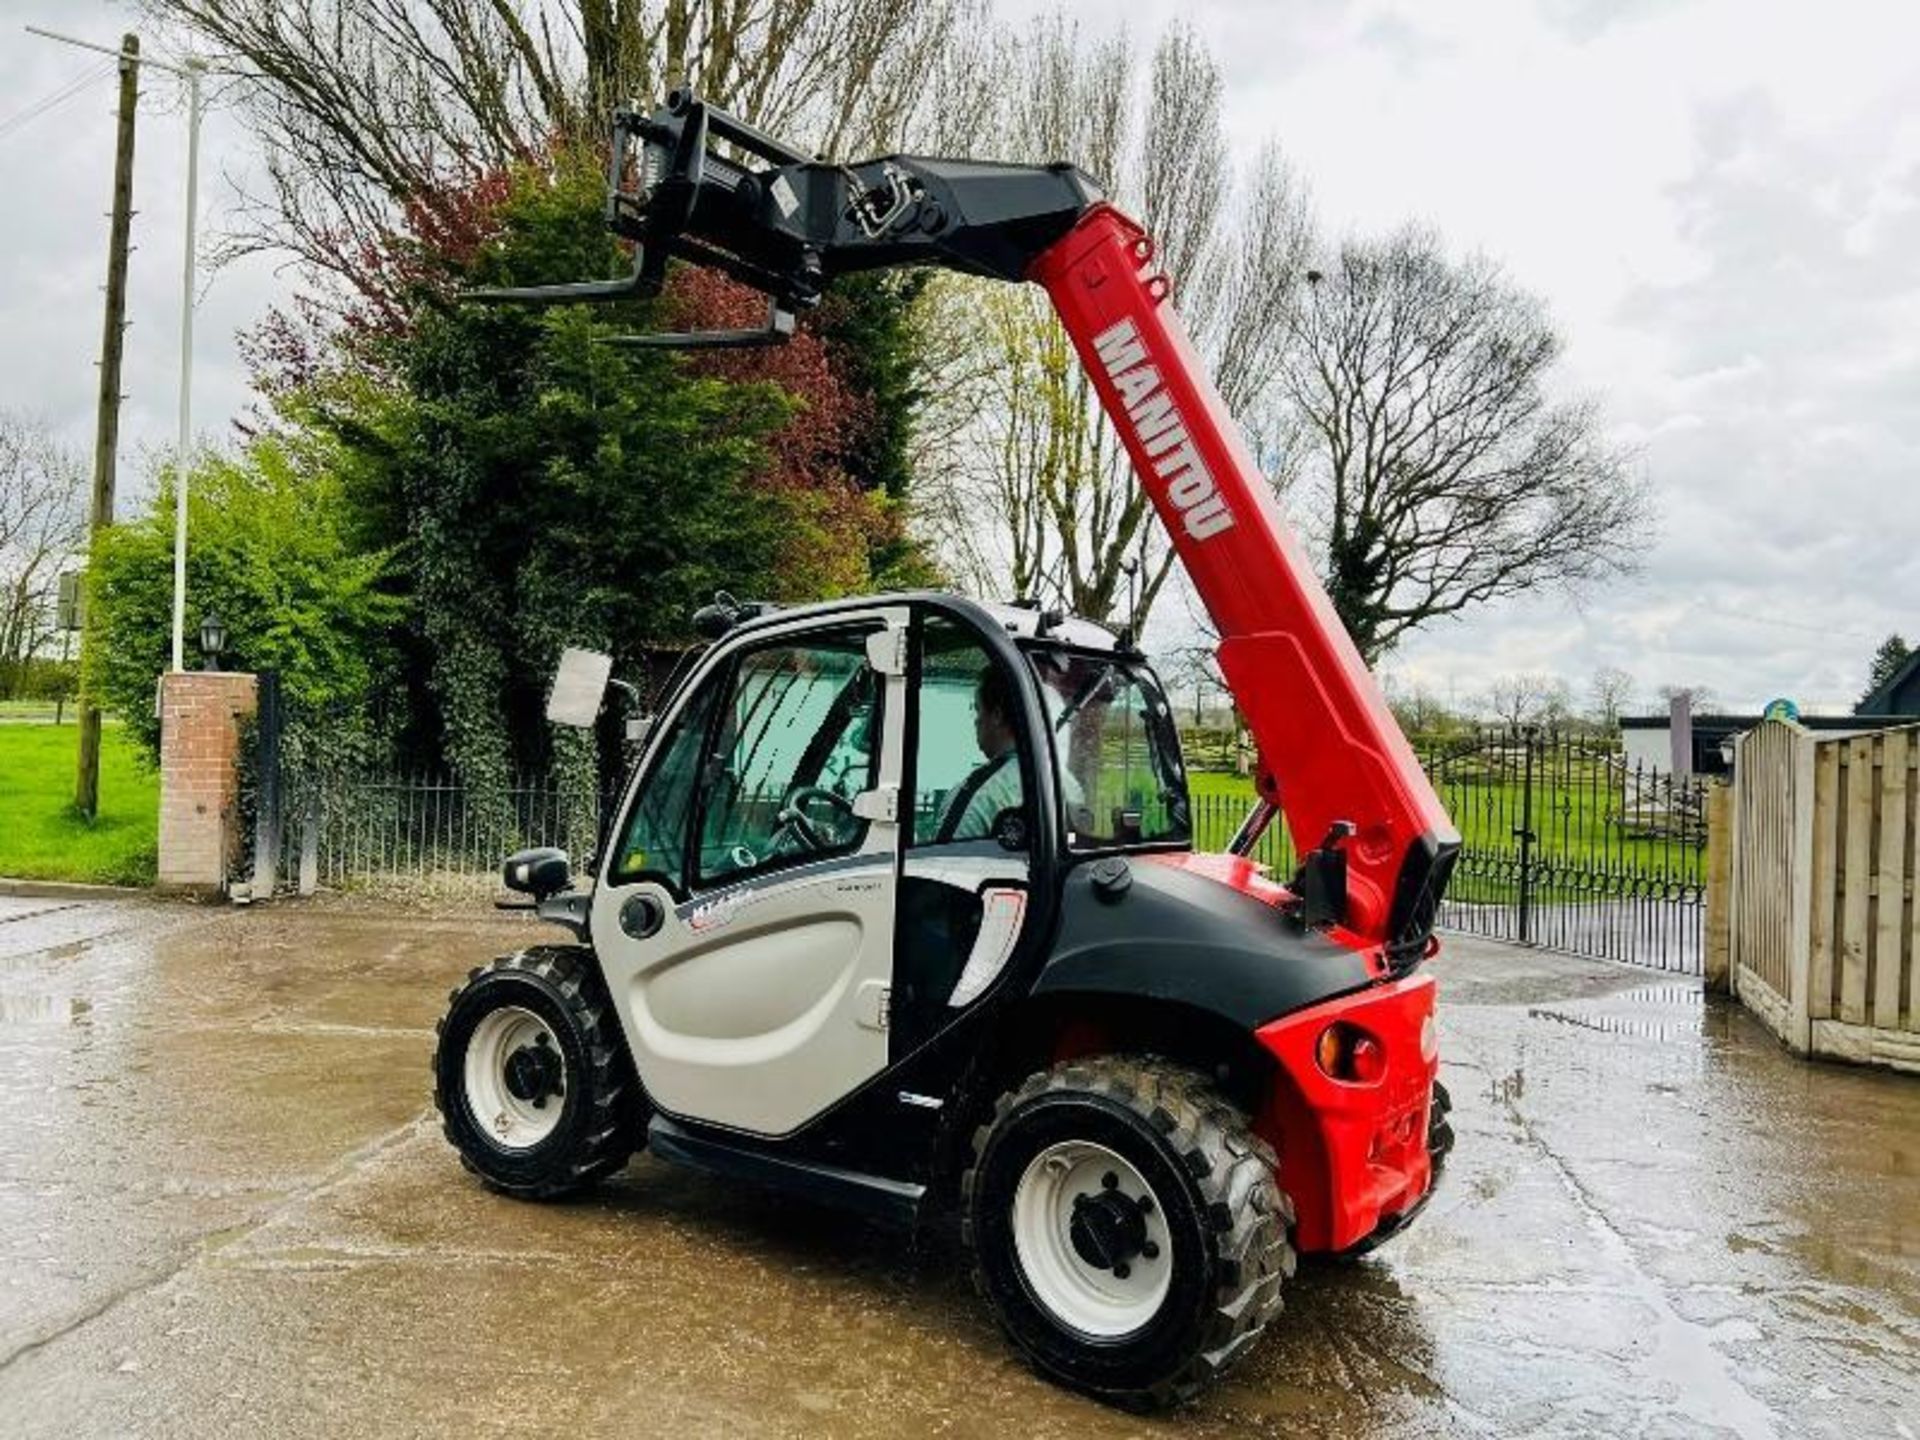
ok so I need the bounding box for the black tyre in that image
[1428,1078,1455,1178]
[962,1056,1295,1409]
[432,946,642,1199]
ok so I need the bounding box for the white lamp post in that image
[26,27,208,671]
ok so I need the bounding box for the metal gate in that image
[248,699,1706,970]
[1193,727,1707,974]
[240,689,619,900]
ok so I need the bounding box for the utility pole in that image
[30,26,214,687]
[73,33,139,819]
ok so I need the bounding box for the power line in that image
[0,57,117,142]
[1687,603,1887,646]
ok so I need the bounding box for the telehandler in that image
[433,89,1460,1407]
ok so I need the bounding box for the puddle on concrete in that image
[0,903,80,928]
[0,992,93,1027]
[1613,983,1705,1007]
[1525,1007,1703,1043]
[1,900,1913,1440]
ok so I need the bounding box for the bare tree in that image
[1160,643,1229,726]
[918,20,1314,625]
[1482,672,1567,729]
[0,414,86,697]
[1657,682,1718,714]
[1385,681,1457,740]
[1588,665,1635,729]
[143,0,987,294]
[1281,228,1650,662]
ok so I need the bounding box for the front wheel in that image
[432,946,642,1199]
[962,1057,1295,1409]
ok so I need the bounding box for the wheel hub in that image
[503,1035,562,1108]
[1070,1183,1152,1273]
[462,1005,569,1150]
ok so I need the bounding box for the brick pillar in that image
[157,671,258,896]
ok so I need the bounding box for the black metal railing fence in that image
[250,724,1706,971]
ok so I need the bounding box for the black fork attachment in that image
[464,88,1101,348]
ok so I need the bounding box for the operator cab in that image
[928,600,1192,857]
[574,592,1191,1138]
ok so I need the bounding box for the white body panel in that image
[591,607,909,1137]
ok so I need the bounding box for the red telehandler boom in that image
[476,89,1461,956]
[1034,211,1460,955]
[437,89,1462,1408]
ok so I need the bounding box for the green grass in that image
[0,721,157,885]
[1183,766,1702,892]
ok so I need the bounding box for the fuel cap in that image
[1088,856,1131,900]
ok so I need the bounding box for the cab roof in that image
[701,590,1124,653]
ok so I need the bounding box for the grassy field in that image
[1185,766,1703,887]
[0,722,158,885]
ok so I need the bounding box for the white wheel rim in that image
[1011,1139,1172,1338]
[463,1005,566,1150]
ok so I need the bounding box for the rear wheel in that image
[963,1056,1294,1409]
[432,946,641,1199]
[1428,1078,1455,1178]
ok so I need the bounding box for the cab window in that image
[911,616,1028,848]
[695,630,881,886]
[608,674,719,893]
[1027,650,1190,848]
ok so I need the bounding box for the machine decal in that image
[1091,317,1235,541]
[686,890,750,932]
[672,850,893,927]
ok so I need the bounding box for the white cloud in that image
[1023,0,1920,715]
[4,0,1914,717]
[0,0,282,512]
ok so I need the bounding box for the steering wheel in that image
[775,785,857,850]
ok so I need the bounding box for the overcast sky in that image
[2,0,1915,715]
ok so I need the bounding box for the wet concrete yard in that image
[0,893,1914,1437]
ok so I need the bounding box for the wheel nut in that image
[1142,1241,1159,1260]
[1138,1195,1155,1215]
[1102,1171,1119,1190]
[1114,1262,1131,1279]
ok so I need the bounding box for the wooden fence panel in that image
[1839,738,1874,1025]
[1808,740,1839,1020]
[1726,719,1920,1071]
[1910,736,1920,1029]
[1732,721,1796,1002]
[1873,731,1909,1030]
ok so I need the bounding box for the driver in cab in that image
[935,665,1025,843]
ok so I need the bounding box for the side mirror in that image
[547,647,614,728]
[503,846,571,899]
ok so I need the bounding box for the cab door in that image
[592,610,907,1137]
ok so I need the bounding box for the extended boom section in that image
[1031,210,1459,957]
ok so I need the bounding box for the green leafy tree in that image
[90,438,401,760]
[297,154,927,788]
